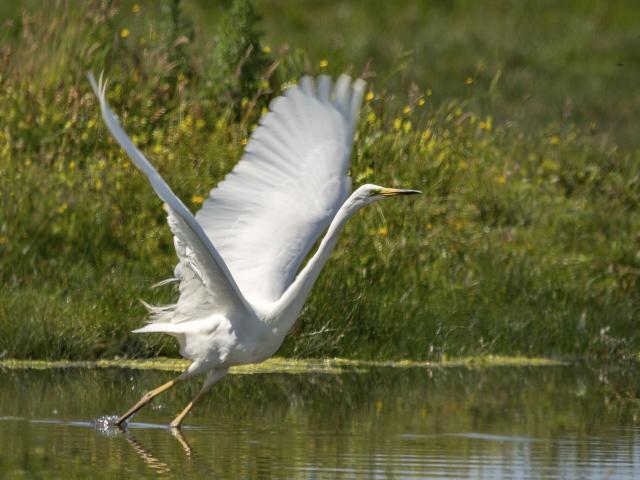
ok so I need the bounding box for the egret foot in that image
[169,397,198,429]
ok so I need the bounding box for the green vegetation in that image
[0,0,638,361]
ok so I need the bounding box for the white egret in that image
[88,72,420,428]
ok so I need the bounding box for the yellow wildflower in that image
[403,120,412,133]
[367,112,376,123]
[241,138,248,145]
[426,88,432,96]
[132,4,140,13]
[377,227,388,237]
[179,115,193,134]
[497,174,507,184]
[319,59,328,68]
[365,91,375,102]
[393,118,402,130]
[418,98,425,107]
[356,166,374,182]
[549,135,560,145]
[120,28,130,39]
[191,195,205,205]
[465,77,474,85]
[403,106,412,114]
[56,203,68,214]
[479,116,492,131]
[262,45,272,54]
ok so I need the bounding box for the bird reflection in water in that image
[114,425,202,476]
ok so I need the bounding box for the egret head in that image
[352,183,421,207]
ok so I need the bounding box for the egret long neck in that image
[267,197,360,333]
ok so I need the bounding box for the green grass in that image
[0,0,638,361]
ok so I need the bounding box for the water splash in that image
[94,415,120,437]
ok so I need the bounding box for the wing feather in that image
[88,73,252,320]
[195,74,366,307]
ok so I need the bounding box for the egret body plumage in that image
[89,73,419,428]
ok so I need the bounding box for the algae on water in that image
[0,356,563,374]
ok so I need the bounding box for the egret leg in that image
[117,376,183,426]
[169,369,227,429]
[169,384,211,429]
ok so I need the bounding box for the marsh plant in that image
[0,0,638,361]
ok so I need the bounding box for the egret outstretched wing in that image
[88,73,252,318]
[196,75,366,307]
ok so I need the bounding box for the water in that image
[1,362,640,478]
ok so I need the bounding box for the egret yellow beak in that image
[379,188,422,197]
